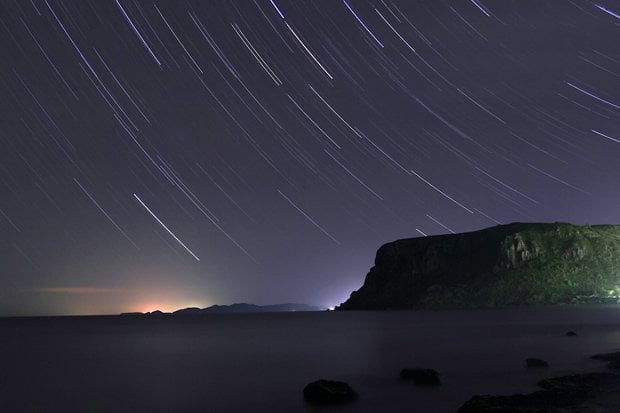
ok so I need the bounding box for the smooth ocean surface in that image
[2,307,620,412]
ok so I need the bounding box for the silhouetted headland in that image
[120,303,324,316]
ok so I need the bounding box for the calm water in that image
[2,307,620,412]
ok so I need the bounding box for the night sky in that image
[1,0,618,316]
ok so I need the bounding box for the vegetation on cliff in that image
[338,223,620,310]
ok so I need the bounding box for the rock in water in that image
[399,368,441,386]
[565,330,578,337]
[303,380,357,404]
[337,222,620,310]
[526,358,549,368]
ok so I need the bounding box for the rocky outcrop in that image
[459,372,620,412]
[338,223,620,310]
[525,358,549,368]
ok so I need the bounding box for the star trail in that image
[0,0,618,315]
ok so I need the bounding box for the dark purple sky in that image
[1,0,618,315]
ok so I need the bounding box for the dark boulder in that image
[565,330,577,336]
[303,379,357,404]
[525,358,549,368]
[399,368,441,386]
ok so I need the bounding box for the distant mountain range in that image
[337,222,620,310]
[121,303,325,316]
[174,303,325,314]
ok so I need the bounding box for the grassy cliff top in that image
[338,222,620,310]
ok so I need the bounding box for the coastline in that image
[458,371,620,412]
[457,346,620,412]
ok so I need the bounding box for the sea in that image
[2,306,620,412]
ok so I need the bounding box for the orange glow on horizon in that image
[121,276,211,314]
[129,300,210,314]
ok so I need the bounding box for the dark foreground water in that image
[3,307,620,412]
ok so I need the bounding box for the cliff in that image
[337,222,620,310]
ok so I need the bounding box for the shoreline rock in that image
[459,348,620,412]
[591,350,620,371]
[525,358,549,368]
[459,372,620,412]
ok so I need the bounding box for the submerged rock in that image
[565,330,578,337]
[399,368,441,386]
[303,379,357,404]
[591,350,620,362]
[525,358,549,368]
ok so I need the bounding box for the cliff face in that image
[337,223,620,310]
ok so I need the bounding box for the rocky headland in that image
[338,222,620,310]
